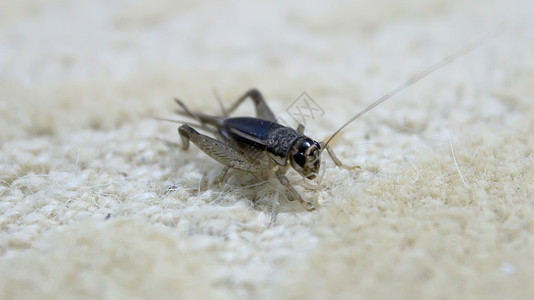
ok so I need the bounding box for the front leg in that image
[275,168,315,212]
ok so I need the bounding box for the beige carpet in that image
[1,0,533,299]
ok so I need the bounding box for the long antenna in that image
[322,29,502,148]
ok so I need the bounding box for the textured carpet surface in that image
[1,0,533,299]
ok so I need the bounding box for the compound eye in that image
[298,140,312,153]
[293,152,306,167]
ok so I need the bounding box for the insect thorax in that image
[266,126,303,166]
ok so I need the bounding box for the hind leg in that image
[178,125,267,172]
[175,88,277,122]
[226,89,277,121]
[174,98,224,127]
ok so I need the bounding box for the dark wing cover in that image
[222,117,284,148]
[221,117,303,166]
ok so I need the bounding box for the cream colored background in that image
[1,0,533,299]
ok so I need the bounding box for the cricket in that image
[161,36,493,212]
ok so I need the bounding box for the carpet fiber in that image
[1,0,533,299]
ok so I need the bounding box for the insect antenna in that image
[322,30,502,150]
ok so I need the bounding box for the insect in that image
[171,89,353,211]
[163,36,493,211]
